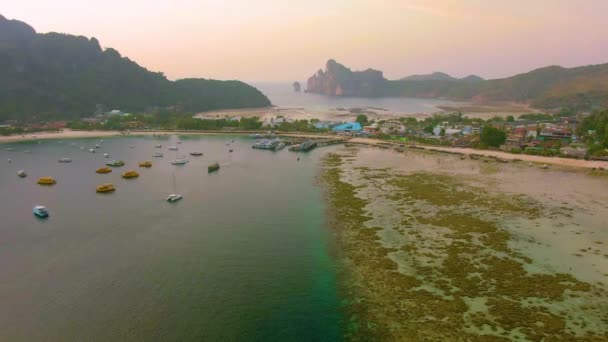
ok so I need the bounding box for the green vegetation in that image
[355,114,368,126]
[0,15,270,122]
[480,126,507,147]
[577,110,608,156]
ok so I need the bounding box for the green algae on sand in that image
[321,150,608,341]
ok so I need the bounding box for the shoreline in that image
[2,129,607,170]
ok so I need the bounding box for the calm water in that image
[0,136,342,340]
[254,82,460,114]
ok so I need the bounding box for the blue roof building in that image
[332,122,362,132]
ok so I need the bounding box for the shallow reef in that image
[321,149,608,341]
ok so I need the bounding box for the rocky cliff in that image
[306,59,386,97]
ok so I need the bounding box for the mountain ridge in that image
[306,60,608,111]
[0,15,271,121]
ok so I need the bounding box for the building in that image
[332,122,362,133]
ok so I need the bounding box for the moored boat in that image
[190,151,203,156]
[89,148,96,153]
[153,152,164,158]
[17,170,27,178]
[96,183,116,193]
[33,206,49,218]
[122,170,139,179]
[208,162,220,172]
[171,159,189,165]
[106,160,125,167]
[155,144,162,148]
[96,167,112,174]
[37,177,56,185]
[58,157,72,163]
[167,193,183,202]
[168,146,178,151]
[139,161,152,167]
[104,153,109,158]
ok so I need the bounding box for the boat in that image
[155,144,162,148]
[168,146,178,151]
[208,162,220,172]
[139,161,152,168]
[229,149,234,153]
[95,144,100,148]
[167,172,183,202]
[80,146,86,150]
[122,170,139,179]
[171,159,189,165]
[7,158,12,163]
[58,157,72,163]
[96,167,112,174]
[4,147,14,151]
[167,194,183,202]
[190,151,203,156]
[33,206,49,218]
[104,153,109,158]
[96,183,116,193]
[23,150,31,154]
[153,152,164,158]
[106,160,125,167]
[37,177,56,185]
[252,139,284,151]
[89,149,96,153]
[17,170,27,178]
[177,141,182,144]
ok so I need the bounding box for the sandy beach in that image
[349,137,608,169]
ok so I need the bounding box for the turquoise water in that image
[0,135,342,340]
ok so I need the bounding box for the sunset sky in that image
[4,0,608,82]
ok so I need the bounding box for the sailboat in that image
[170,148,189,165]
[166,172,183,202]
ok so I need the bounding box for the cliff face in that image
[306,59,386,97]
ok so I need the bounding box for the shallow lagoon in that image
[0,135,342,340]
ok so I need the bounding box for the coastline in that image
[2,129,607,170]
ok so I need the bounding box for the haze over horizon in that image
[4,0,608,83]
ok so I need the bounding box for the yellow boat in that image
[122,170,139,179]
[96,183,116,193]
[37,176,56,185]
[139,161,152,168]
[96,167,112,174]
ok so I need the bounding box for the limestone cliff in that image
[306,59,386,97]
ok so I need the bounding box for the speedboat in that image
[122,170,139,179]
[33,206,49,218]
[208,162,220,172]
[58,157,72,163]
[37,177,56,185]
[167,193,183,202]
[96,183,116,193]
[190,151,203,156]
[104,153,109,158]
[96,167,112,174]
[171,159,189,165]
[17,170,27,178]
[168,146,178,151]
[139,161,152,167]
[106,160,125,167]
[153,152,164,158]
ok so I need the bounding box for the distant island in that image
[0,14,271,121]
[306,59,608,112]
[293,81,301,92]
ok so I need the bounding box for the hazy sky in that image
[4,0,608,82]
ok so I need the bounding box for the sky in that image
[3,0,608,82]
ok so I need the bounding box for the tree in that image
[480,126,507,147]
[356,114,368,126]
[506,115,515,122]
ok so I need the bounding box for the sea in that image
[0,136,342,340]
[254,82,459,114]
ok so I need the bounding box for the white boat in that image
[155,144,162,148]
[80,146,86,150]
[168,146,178,151]
[23,150,31,154]
[153,152,163,157]
[171,159,189,165]
[7,158,11,163]
[4,147,14,151]
[167,172,183,202]
[89,149,96,153]
[17,170,27,178]
[58,157,72,163]
[167,193,183,202]
[104,153,109,158]
[95,144,100,148]
[33,205,49,218]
